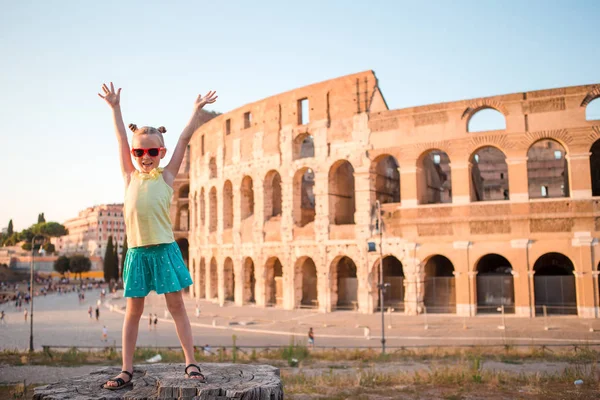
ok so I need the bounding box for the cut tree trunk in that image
[33,363,283,400]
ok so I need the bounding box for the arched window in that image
[293,168,315,227]
[209,157,217,179]
[371,155,400,204]
[179,184,189,199]
[469,147,509,201]
[417,150,452,204]
[209,187,217,233]
[591,140,600,196]
[586,97,600,121]
[241,176,254,220]
[476,254,514,313]
[423,255,455,313]
[527,140,569,199]
[533,253,576,315]
[331,256,358,310]
[264,171,282,220]
[223,181,233,229]
[329,161,355,224]
[467,108,506,132]
[293,133,315,160]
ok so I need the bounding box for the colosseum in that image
[169,70,600,319]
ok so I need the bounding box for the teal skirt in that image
[123,242,193,298]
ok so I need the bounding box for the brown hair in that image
[129,124,167,146]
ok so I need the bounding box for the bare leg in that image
[105,297,145,387]
[165,291,203,379]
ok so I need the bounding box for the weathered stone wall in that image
[175,70,600,318]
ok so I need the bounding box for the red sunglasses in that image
[131,147,165,157]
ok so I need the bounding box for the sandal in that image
[103,370,133,390]
[184,363,206,382]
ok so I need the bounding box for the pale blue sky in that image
[1,0,599,231]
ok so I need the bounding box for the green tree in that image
[38,213,45,224]
[7,219,13,236]
[120,235,128,279]
[43,242,55,254]
[103,236,117,282]
[20,222,67,250]
[69,254,91,281]
[113,241,120,281]
[54,255,70,276]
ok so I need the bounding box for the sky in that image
[1,0,599,231]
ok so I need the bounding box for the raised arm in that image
[163,91,218,184]
[98,82,136,184]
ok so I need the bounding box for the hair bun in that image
[158,126,167,133]
[128,123,138,132]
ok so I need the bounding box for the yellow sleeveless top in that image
[124,168,175,248]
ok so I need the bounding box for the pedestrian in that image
[195,304,201,319]
[203,344,211,356]
[24,308,28,322]
[95,306,100,321]
[364,326,371,340]
[99,82,216,389]
[308,327,315,348]
[88,306,93,319]
[0,310,5,325]
[153,314,158,329]
[148,313,153,329]
[102,325,108,342]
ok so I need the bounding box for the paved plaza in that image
[2,289,600,352]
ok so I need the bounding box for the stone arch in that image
[293,167,315,227]
[242,257,256,304]
[469,146,509,201]
[376,256,404,311]
[200,188,206,227]
[175,238,189,263]
[177,204,189,231]
[370,155,400,205]
[293,133,315,160]
[586,97,600,121]
[330,256,358,309]
[328,160,355,224]
[265,257,283,307]
[178,184,189,199]
[198,257,206,298]
[533,252,577,315]
[462,101,509,120]
[223,257,234,302]
[209,257,218,299]
[223,180,234,230]
[209,157,217,179]
[241,176,255,220]
[264,170,282,220]
[581,87,600,107]
[209,187,217,233]
[423,255,455,313]
[475,254,514,314]
[295,256,318,308]
[416,150,452,204]
[527,139,569,199]
[590,140,600,196]
[466,107,506,132]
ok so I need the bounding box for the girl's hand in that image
[98,82,121,108]
[193,90,218,112]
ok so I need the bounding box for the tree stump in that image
[33,363,283,400]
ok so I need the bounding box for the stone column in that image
[567,152,592,199]
[399,164,418,207]
[314,175,330,242]
[235,256,244,306]
[353,169,372,241]
[453,241,474,316]
[450,162,471,205]
[511,239,533,317]
[506,157,529,202]
[572,232,597,318]
[232,178,242,247]
[402,243,422,315]
[253,178,265,243]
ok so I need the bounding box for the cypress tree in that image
[103,236,115,283]
[38,213,46,223]
[120,235,128,279]
[7,219,13,237]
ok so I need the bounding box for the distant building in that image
[0,245,102,272]
[53,204,125,259]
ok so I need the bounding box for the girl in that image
[98,82,217,389]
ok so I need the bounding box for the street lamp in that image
[29,234,46,353]
[368,200,388,354]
